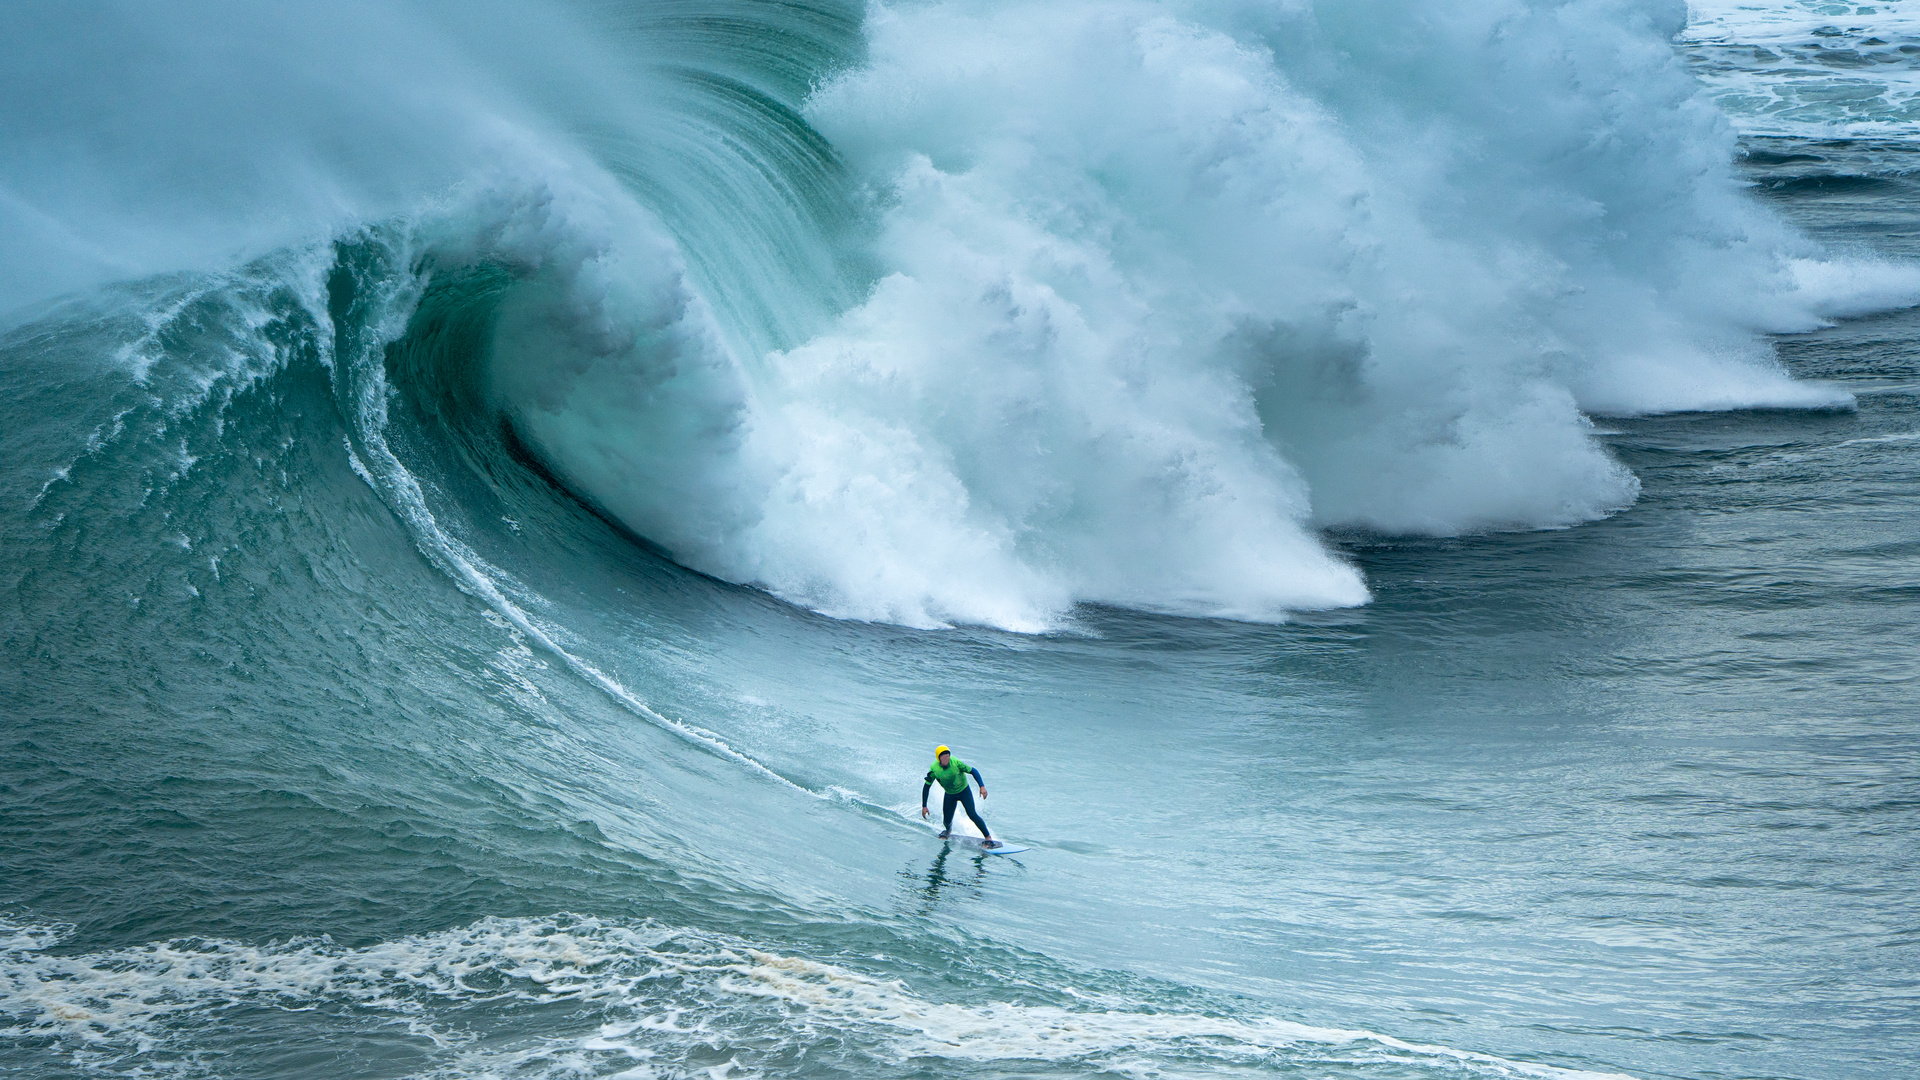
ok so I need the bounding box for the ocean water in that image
[2,2,1917,1078]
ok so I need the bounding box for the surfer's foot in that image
[937,830,950,839]
[982,839,999,848]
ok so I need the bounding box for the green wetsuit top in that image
[922,757,983,803]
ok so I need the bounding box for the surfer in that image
[921,745,997,847]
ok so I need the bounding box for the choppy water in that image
[3,3,1918,1079]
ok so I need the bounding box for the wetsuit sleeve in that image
[921,771,933,807]
[970,767,984,788]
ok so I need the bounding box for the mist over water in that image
[4,3,1920,1080]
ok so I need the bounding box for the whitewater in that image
[3,2,1918,1078]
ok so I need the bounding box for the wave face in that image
[6,0,1917,630]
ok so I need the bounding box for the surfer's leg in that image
[941,791,960,836]
[957,788,991,839]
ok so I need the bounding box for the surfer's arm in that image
[970,766,986,796]
[921,772,933,807]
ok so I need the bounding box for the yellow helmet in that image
[934,745,951,757]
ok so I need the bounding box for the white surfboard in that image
[941,832,1029,855]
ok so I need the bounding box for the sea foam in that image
[0,913,1639,1080]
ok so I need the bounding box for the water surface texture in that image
[3,3,1918,1079]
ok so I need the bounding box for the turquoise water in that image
[4,3,1920,1079]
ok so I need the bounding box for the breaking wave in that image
[6,0,1918,631]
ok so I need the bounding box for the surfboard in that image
[942,833,1029,855]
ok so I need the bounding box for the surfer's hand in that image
[920,806,929,819]
[978,787,987,798]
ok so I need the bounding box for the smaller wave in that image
[0,916,71,954]
[0,913,1637,1080]
[1834,429,1920,448]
